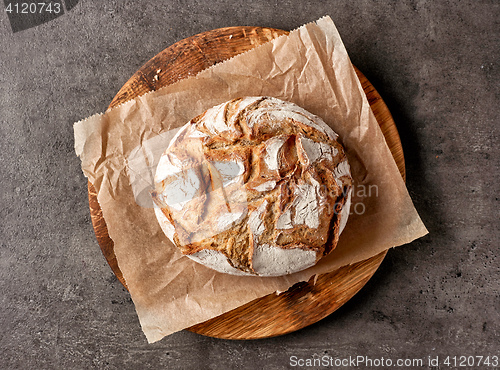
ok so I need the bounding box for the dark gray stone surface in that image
[1,1,498,369]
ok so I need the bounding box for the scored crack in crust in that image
[152,96,353,276]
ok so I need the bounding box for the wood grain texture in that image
[87,26,405,339]
[108,27,287,110]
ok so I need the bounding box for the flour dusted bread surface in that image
[152,97,353,276]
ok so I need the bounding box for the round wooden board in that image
[88,26,405,340]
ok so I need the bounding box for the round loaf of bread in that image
[152,97,352,276]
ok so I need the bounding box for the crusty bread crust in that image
[152,97,352,276]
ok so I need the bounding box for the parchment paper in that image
[74,16,428,343]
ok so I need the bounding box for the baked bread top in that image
[152,97,352,276]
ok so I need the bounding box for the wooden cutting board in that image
[87,26,405,340]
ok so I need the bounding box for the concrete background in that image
[1,1,498,369]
